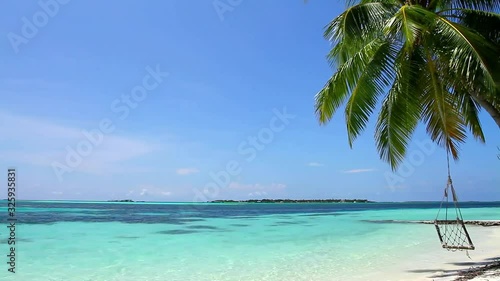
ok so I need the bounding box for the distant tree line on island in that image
[209,199,373,203]
[107,199,145,202]
[105,199,374,203]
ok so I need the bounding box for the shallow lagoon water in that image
[0,201,499,281]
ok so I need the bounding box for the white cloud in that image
[342,168,376,174]
[0,111,82,140]
[51,191,63,195]
[0,111,157,175]
[307,162,324,167]
[176,168,199,175]
[136,185,173,197]
[248,191,268,197]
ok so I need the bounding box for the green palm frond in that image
[344,41,397,146]
[375,47,424,169]
[315,38,388,123]
[455,89,486,142]
[325,3,397,66]
[412,6,499,92]
[455,10,500,57]
[383,5,427,49]
[454,10,500,87]
[314,0,500,170]
[436,0,500,11]
[421,49,467,160]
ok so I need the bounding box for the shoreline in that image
[423,224,500,281]
[360,220,500,280]
[364,220,500,227]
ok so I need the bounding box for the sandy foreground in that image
[411,224,500,281]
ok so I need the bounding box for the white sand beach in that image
[404,225,500,281]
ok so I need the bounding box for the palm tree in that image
[315,0,500,170]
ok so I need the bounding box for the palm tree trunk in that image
[469,92,500,128]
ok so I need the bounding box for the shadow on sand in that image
[407,255,500,280]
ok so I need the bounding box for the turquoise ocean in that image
[1,201,499,281]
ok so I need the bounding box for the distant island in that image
[209,199,373,203]
[107,199,145,202]
[104,199,373,204]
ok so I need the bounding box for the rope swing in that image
[434,150,474,251]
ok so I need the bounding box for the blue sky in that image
[0,0,498,202]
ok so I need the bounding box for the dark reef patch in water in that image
[361,219,423,224]
[1,238,33,243]
[230,224,249,227]
[300,213,344,217]
[156,229,199,235]
[116,236,141,239]
[274,215,294,219]
[364,219,500,227]
[273,220,307,225]
[177,218,206,223]
[186,225,219,230]
[9,201,500,225]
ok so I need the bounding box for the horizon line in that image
[3,199,500,203]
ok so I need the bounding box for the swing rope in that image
[434,150,474,252]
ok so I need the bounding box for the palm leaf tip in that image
[313,0,498,170]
